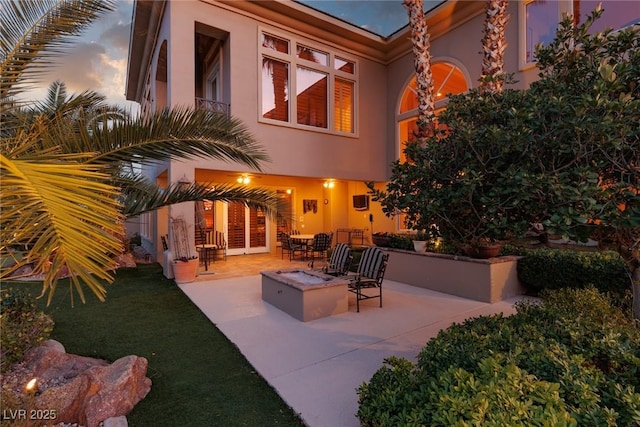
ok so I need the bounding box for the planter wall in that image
[383,249,524,303]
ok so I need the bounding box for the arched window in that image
[397,61,468,162]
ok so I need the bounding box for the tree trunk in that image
[633,266,640,323]
[403,0,436,138]
[480,0,509,94]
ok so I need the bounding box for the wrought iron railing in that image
[195,97,230,116]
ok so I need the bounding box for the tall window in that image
[396,62,468,162]
[520,0,640,67]
[396,62,468,230]
[260,30,357,134]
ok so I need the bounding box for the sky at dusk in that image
[23,0,137,113]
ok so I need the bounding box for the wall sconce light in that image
[178,175,191,189]
[237,175,250,185]
[323,179,335,189]
[286,188,292,194]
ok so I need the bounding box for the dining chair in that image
[281,233,304,260]
[306,232,332,266]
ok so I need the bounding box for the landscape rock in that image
[2,340,151,427]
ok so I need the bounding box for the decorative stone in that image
[2,340,151,427]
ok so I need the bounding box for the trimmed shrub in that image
[0,288,54,372]
[515,248,630,298]
[357,288,640,426]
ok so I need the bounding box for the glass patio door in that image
[226,202,268,255]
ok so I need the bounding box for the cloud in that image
[101,21,131,52]
[45,42,108,92]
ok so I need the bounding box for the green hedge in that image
[512,247,630,298]
[0,288,54,372]
[357,288,640,426]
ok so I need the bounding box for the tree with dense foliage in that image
[371,8,639,316]
[1,0,282,304]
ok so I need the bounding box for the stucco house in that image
[125,0,637,265]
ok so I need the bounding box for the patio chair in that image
[281,233,305,261]
[348,246,389,312]
[196,229,227,270]
[306,232,332,266]
[319,243,352,277]
[212,230,227,261]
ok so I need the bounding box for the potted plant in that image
[372,232,392,247]
[170,216,199,283]
[412,227,438,252]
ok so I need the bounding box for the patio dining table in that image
[290,234,315,258]
[290,234,315,243]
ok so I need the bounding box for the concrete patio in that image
[178,253,528,427]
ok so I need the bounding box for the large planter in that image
[172,258,199,284]
[412,240,427,252]
[464,243,504,259]
[383,249,524,303]
[372,236,392,247]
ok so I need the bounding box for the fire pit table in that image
[261,269,349,322]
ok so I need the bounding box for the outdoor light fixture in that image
[323,179,335,188]
[237,175,250,185]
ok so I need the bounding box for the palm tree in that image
[480,0,510,94]
[1,0,282,304]
[403,0,436,139]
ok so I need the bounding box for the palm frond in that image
[119,177,290,222]
[88,107,270,170]
[0,0,115,99]
[1,154,123,304]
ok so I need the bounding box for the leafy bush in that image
[515,247,630,298]
[357,288,640,426]
[0,288,54,372]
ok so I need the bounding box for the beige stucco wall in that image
[136,0,547,259]
[161,1,390,183]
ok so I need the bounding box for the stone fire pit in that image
[261,269,348,322]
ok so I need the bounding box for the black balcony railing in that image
[195,97,230,117]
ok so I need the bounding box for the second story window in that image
[260,30,357,134]
[520,0,640,68]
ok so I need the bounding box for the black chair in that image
[348,247,389,312]
[306,233,332,266]
[320,243,352,277]
[281,233,304,260]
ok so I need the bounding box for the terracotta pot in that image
[372,236,391,247]
[465,244,503,259]
[172,258,199,283]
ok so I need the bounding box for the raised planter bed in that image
[261,269,349,322]
[382,249,524,303]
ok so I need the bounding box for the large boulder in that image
[2,340,151,427]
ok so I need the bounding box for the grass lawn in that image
[11,264,305,427]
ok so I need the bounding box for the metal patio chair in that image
[320,243,353,277]
[348,246,389,312]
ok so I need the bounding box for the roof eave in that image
[126,0,166,102]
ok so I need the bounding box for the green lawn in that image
[15,264,305,427]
